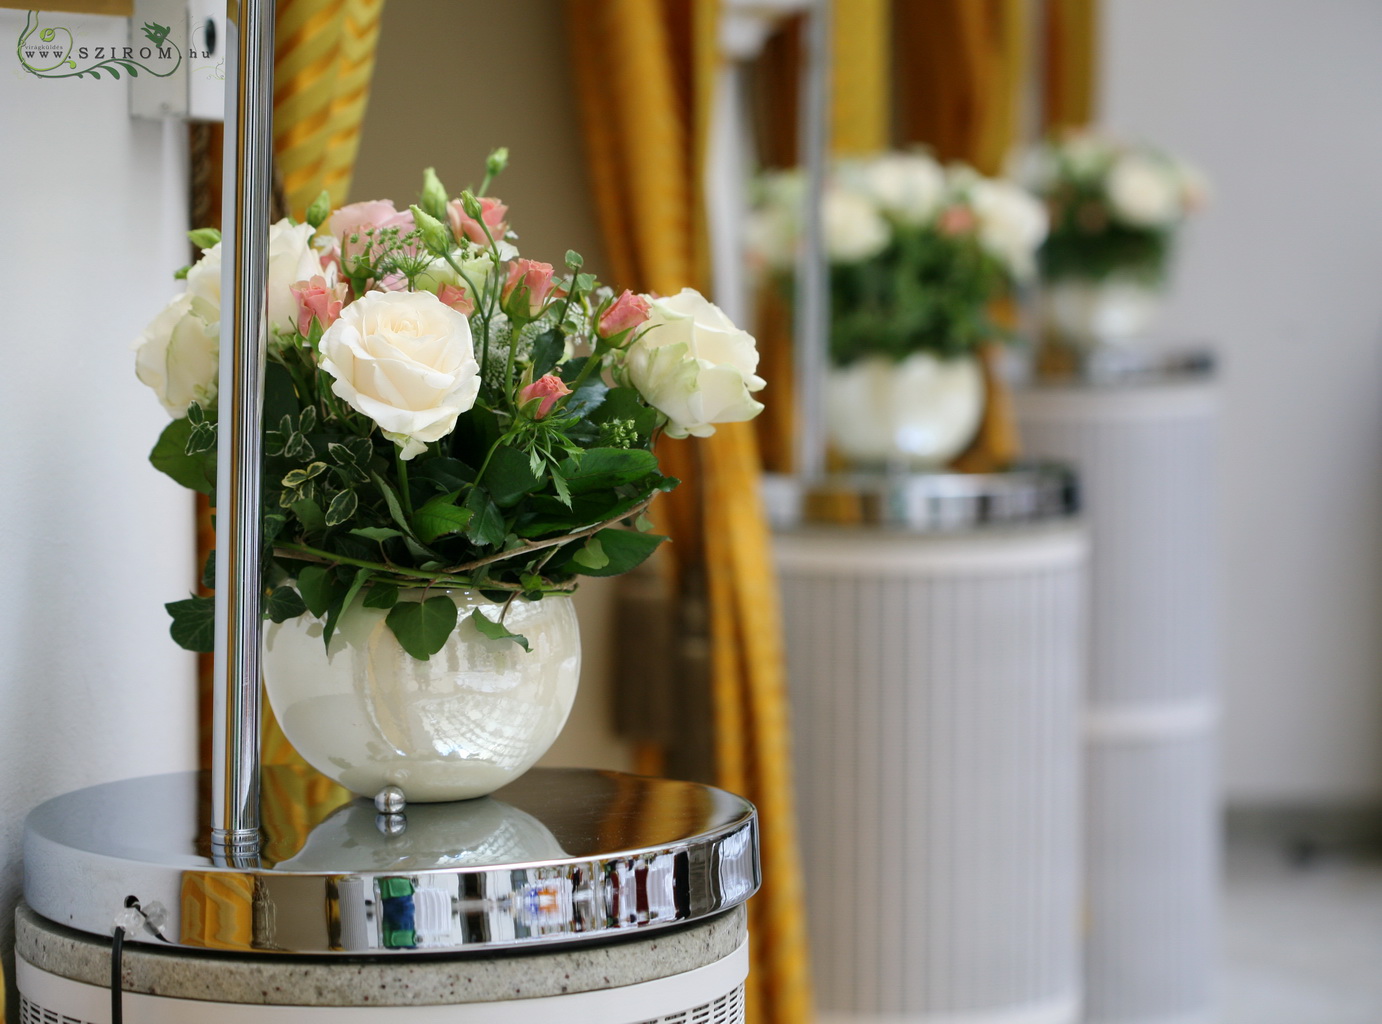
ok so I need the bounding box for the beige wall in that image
[352,0,630,773]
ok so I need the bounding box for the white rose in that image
[413,253,492,297]
[1106,153,1182,227]
[823,187,890,263]
[134,292,219,417]
[744,205,798,272]
[860,153,946,226]
[969,179,1048,279]
[267,220,328,333]
[172,219,328,337]
[318,290,480,459]
[623,288,765,439]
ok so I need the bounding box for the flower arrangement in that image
[135,149,765,659]
[747,151,1047,366]
[1026,130,1207,285]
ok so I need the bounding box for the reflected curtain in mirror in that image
[567,2,815,1022]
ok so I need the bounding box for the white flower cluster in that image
[1025,130,1208,229]
[747,152,1047,279]
[134,220,327,417]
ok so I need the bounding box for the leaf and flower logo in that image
[16,10,183,80]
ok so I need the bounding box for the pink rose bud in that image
[437,282,475,316]
[289,275,344,336]
[937,205,977,236]
[597,289,651,338]
[447,195,509,246]
[518,373,572,420]
[501,259,557,317]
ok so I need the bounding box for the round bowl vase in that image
[824,351,985,469]
[263,590,581,803]
[1043,275,1163,349]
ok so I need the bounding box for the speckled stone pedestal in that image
[16,902,748,1023]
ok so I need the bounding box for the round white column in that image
[776,520,1088,1023]
[1017,376,1219,1024]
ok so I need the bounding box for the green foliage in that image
[468,607,531,652]
[824,229,1007,365]
[159,156,681,662]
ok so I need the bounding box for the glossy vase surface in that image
[825,351,984,469]
[263,590,580,802]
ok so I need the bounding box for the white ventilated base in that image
[776,526,1087,1021]
[1017,384,1219,1024]
[17,940,748,1024]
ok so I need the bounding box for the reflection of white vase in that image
[264,591,580,803]
[277,797,567,872]
[1044,277,1163,349]
[825,352,985,468]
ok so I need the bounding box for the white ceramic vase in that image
[1044,276,1163,349]
[263,590,581,803]
[824,351,985,469]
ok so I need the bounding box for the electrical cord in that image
[111,921,125,1024]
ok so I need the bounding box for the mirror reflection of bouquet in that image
[748,152,1045,467]
[1027,130,1207,287]
[134,150,765,658]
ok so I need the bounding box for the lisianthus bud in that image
[487,147,509,178]
[501,259,557,318]
[410,205,454,257]
[448,194,508,246]
[290,275,344,336]
[598,289,651,339]
[420,167,450,222]
[437,282,475,316]
[305,190,331,229]
[937,204,977,236]
[518,373,572,420]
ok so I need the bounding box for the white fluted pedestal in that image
[1017,372,1219,1024]
[774,503,1088,1024]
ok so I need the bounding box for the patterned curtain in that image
[566,2,815,1022]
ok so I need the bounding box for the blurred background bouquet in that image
[749,151,1045,469]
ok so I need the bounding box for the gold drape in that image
[893,0,1027,176]
[568,3,815,1022]
[273,0,386,218]
[1043,0,1099,131]
[832,0,891,154]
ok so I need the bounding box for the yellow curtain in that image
[1043,0,1099,132]
[273,0,386,218]
[832,0,891,154]
[567,3,815,1022]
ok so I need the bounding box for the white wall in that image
[1101,0,1382,802]
[0,9,199,1004]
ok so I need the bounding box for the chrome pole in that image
[794,0,831,481]
[211,0,274,857]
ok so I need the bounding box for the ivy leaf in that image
[324,489,358,527]
[362,584,400,609]
[560,528,666,577]
[290,497,326,536]
[166,596,215,652]
[559,448,659,494]
[467,608,531,652]
[322,567,371,651]
[296,565,337,618]
[412,491,474,544]
[350,526,403,543]
[530,328,566,379]
[386,596,459,661]
[571,535,609,570]
[464,488,506,548]
[264,585,307,623]
[484,446,543,507]
[370,471,416,536]
[200,549,216,591]
[149,417,216,495]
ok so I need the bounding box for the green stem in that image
[395,449,413,515]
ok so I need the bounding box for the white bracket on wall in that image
[129,0,225,122]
